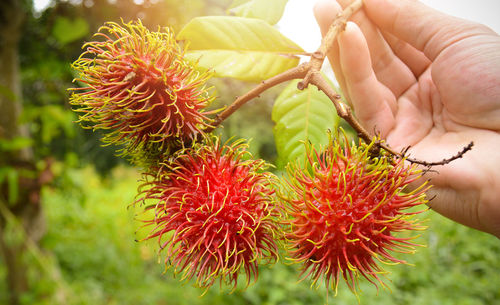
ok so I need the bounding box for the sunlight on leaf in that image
[228,0,289,25]
[178,16,303,82]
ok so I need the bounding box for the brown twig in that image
[400,141,475,167]
[309,73,373,144]
[208,0,363,131]
[310,70,475,165]
[298,0,363,90]
[292,0,474,167]
[206,64,309,133]
[207,0,473,167]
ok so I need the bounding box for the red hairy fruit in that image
[137,137,280,290]
[281,134,429,294]
[69,20,215,163]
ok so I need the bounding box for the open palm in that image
[315,0,500,237]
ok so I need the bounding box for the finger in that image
[338,22,396,136]
[364,0,494,60]
[335,0,417,98]
[314,0,351,102]
[381,31,431,78]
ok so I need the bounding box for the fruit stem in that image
[206,64,308,133]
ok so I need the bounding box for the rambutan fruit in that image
[69,20,215,164]
[281,133,429,294]
[137,137,281,290]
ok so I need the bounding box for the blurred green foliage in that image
[2,165,499,304]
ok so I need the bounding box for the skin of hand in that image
[314,0,500,238]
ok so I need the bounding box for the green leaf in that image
[22,105,76,144]
[40,105,76,143]
[229,0,289,25]
[177,16,303,82]
[0,137,33,152]
[184,50,299,82]
[272,79,339,168]
[52,16,89,45]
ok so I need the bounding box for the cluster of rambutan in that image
[69,20,282,290]
[69,20,429,295]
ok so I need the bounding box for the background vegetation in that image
[0,0,499,304]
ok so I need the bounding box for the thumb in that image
[364,0,494,60]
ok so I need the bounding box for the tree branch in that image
[298,0,363,90]
[205,0,473,167]
[309,72,474,166]
[206,64,309,132]
[207,0,363,131]
[309,72,374,143]
[400,142,475,167]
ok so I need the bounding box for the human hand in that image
[314,0,500,238]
